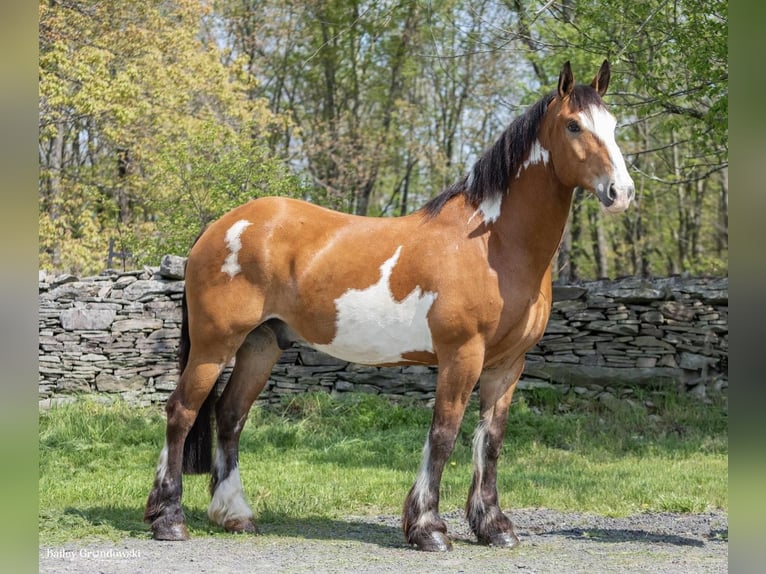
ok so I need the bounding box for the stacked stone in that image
[254,348,438,406]
[38,257,727,409]
[39,256,186,408]
[521,276,728,401]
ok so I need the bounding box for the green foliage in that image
[514,0,728,278]
[128,118,305,263]
[38,0,299,274]
[39,391,726,542]
[39,0,727,278]
[38,188,115,276]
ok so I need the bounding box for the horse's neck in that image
[490,167,574,282]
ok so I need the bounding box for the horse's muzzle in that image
[595,178,634,214]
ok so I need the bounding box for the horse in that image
[144,60,634,551]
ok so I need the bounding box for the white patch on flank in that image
[470,421,490,514]
[312,246,437,364]
[207,445,253,526]
[579,106,633,192]
[515,139,550,178]
[221,219,252,278]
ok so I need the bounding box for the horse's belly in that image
[310,315,433,366]
[308,247,438,365]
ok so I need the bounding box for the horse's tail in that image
[179,243,215,475]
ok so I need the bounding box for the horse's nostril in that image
[608,184,618,201]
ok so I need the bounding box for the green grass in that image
[39,389,727,543]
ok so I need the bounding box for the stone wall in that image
[38,257,727,409]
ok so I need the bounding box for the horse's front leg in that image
[465,359,524,548]
[402,340,484,551]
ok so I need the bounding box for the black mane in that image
[422,85,605,217]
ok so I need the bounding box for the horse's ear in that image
[558,61,575,98]
[591,59,611,97]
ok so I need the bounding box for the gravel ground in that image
[39,508,727,573]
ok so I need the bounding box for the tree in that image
[39,0,297,273]
[526,0,728,278]
[41,0,727,279]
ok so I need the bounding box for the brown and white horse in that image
[144,60,634,551]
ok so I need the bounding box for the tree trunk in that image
[589,206,609,278]
[717,166,728,254]
[672,130,686,272]
[354,3,418,215]
[556,221,572,283]
[47,120,65,268]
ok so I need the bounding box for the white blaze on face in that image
[579,105,634,195]
[221,219,252,278]
[312,246,437,364]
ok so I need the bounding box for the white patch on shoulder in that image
[312,246,437,364]
[221,219,252,278]
[515,139,550,178]
[471,193,503,225]
[579,105,632,190]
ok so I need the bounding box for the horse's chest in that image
[487,292,551,364]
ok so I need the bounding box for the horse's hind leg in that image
[465,359,524,548]
[208,324,282,533]
[144,342,235,540]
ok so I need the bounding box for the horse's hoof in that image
[152,521,189,541]
[488,530,520,549]
[413,530,453,552]
[224,518,259,534]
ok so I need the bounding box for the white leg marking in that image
[412,443,441,528]
[221,219,252,278]
[415,509,441,530]
[208,445,253,526]
[311,246,438,364]
[155,442,168,482]
[471,421,490,515]
[412,436,433,511]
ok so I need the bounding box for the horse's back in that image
[184,196,439,351]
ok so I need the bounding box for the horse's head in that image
[540,60,634,214]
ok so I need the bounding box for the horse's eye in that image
[567,120,581,133]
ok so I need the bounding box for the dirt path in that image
[39,508,727,573]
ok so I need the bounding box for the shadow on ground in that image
[65,505,726,554]
[551,527,705,547]
[66,506,406,548]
